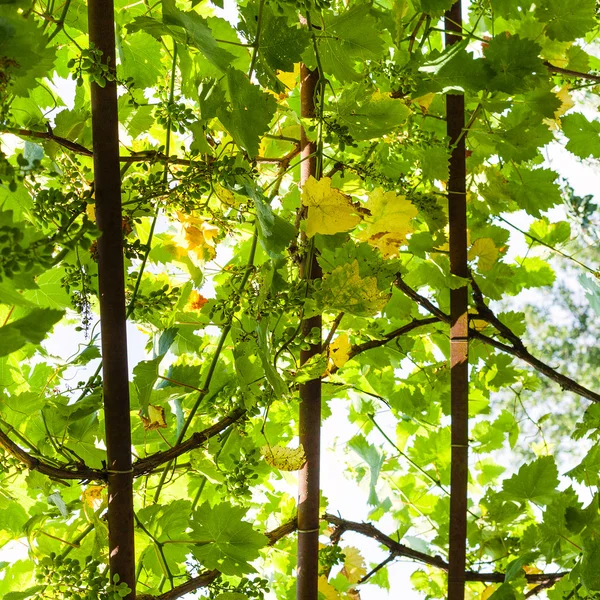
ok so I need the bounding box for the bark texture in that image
[445,2,469,599]
[297,64,322,600]
[87,2,136,596]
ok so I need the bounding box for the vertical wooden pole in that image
[297,64,322,600]
[87,3,136,596]
[445,2,469,599]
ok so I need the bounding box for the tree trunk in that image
[445,2,469,599]
[87,2,136,596]
[297,64,322,600]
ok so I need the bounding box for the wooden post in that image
[445,2,469,599]
[87,2,136,596]
[296,64,322,600]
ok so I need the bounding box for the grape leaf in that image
[0,309,63,357]
[218,69,277,157]
[317,5,386,82]
[535,0,596,41]
[562,113,600,159]
[316,260,390,317]
[189,503,268,575]
[358,188,418,257]
[301,176,362,237]
[483,35,546,94]
[161,0,235,71]
[502,456,559,505]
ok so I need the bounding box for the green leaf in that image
[566,446,600,486]
[582,538,600,591]
[332,84,411,141]
[507,168,561,217]
[239,4,309,73]
[502,456,559,505]
[189,502,267,575]
[133,356,163,414]
[418,0,455,15]
[420,146,450,182]
[4,588,45,600]
[118,30,163,89]
[420,47,487,93]
[256,319,287,398]
[528,218,571,247]
[483,35,546,94]
[489,583,516,599]
[535,0,596,41]
[562,113,600,159]
[218,69,277,157]
[317,5,386,82]
[348,435,385,505]
[505,551,539,581]
[161,0,235,71]
[252,192,296,258]
[22,268,71,309]
[0,309,63,357]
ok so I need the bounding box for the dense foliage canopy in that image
[1,0,600,598]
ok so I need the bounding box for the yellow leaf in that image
[302,176,362,237]
[82,485,105,509]
[414,92,436,113]
[215,184,238,207]
[358,188,418,257]
[140,405,167,431]
[329,333,352,369]
[261,444,307,471]
[341,546,367,584]
[185,290,209,312]
[480,585,498,600]
[278,64,299,91]
[468,238,498,271]
[318,576,341,600]
[555,85,574,119]
[175,212,219,261]
[321,260,390,317]
[86,204,96,222]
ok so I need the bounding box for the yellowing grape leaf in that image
[480,585,498,600]
[175,212,220,261]
[261,444,307,471]
[415,92,436,113]
[302,176,362,237]
[185,290,209,311]
[319,260,390,317]
[82,485,105,509]
[215,184,239,207]
[468,237,498,271]
[341,546,367,584]
[140,404,168,430]
[554,85,574,119]
[278,63,300,91]
[318,575,341,600]
[329,333,352,369]
[358,188,418,257]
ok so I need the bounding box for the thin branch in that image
[3,127,93,156]
[3,128,297,166]
[324,514,567,585]
[0,427,103,481]
[327,317,439,376]
[133,408,246,477]
[394,275,600,404]
[544,61,600,83]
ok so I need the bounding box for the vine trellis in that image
[0,0,600,599]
